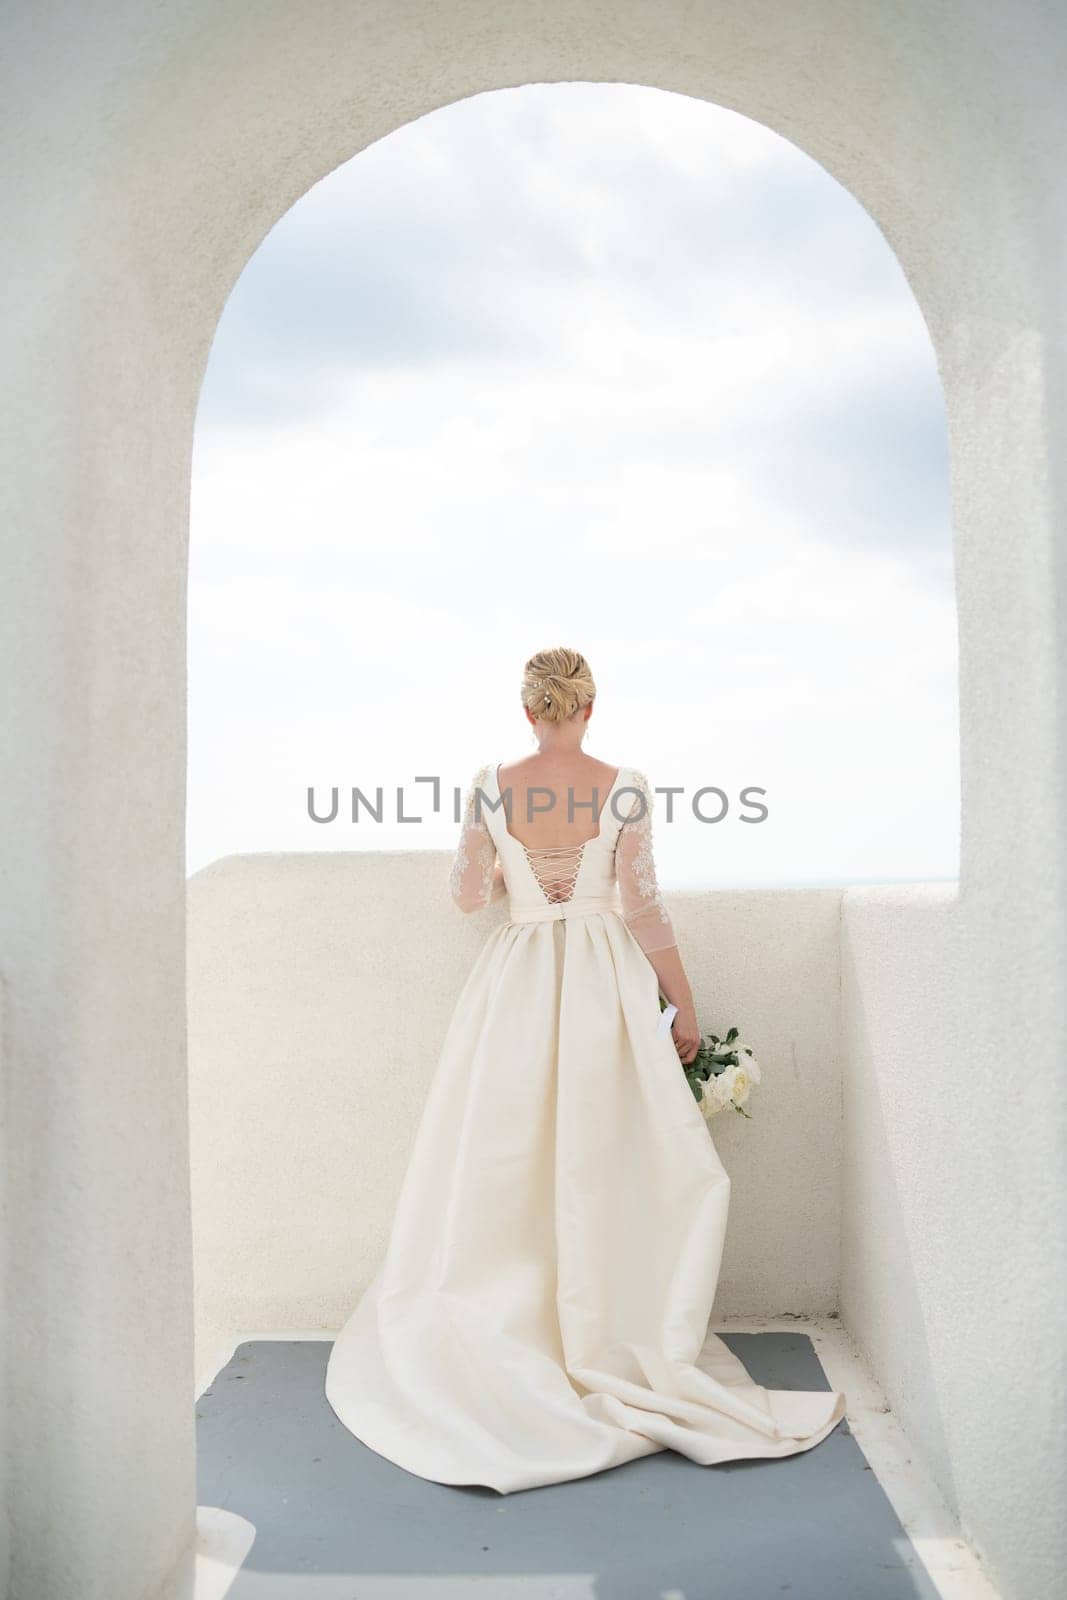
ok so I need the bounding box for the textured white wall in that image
[840,889,965,1498]
[837,883,1063,1590]
[187,856,843,1382]
[1,3,1064,1598]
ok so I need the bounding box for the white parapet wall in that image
[187,853,844,1371]
[838,880,1045,1580]
[189,857,1058,1595]
[840,885,968,1504]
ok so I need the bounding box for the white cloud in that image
[189,81,958,886]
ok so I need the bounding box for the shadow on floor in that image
[196,1333,936,1600]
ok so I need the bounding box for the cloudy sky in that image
[188,82,958,889]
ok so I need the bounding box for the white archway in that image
[2,5,1064,1598]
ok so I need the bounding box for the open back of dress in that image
[520,841,585,903]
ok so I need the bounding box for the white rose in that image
[741,1050,761,1084]
[722,1064,751,1106]
[700,1074,729,1117]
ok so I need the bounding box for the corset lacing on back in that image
[520,841,586,904]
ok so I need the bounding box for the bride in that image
[325,645,846,1492]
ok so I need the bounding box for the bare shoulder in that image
[497,755,623,787]
[585,755,626,788]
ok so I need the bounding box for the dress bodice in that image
[449,760,678,954]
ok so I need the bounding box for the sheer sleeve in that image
[616,770,678,954]
[449,763,507,913]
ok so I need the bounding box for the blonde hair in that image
[521,646,596,723]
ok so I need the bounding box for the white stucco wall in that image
[840,889,966,1504]
[2,3,1065,1598]
[837,883,1061,1590]
[187,855,843,1377]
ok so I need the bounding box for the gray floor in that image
[197,1333,938,1600]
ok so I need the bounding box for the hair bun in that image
[521,648,596,724]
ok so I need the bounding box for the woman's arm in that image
[637,940,702,1068]
[616,772,701,1064]
[449,764,507,912]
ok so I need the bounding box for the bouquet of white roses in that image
[659,999,761,1120]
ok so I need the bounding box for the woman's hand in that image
[671,1002,702,1065]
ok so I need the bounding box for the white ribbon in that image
[656,1002,678,1039]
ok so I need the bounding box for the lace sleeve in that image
[616,770,678,954]
[449,763,507,912]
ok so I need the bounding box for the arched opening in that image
[188,82,957,890]
[187,74,964,1593]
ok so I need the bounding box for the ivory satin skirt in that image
[324,904,846,1493]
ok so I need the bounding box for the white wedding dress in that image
[324,762,846,1492]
